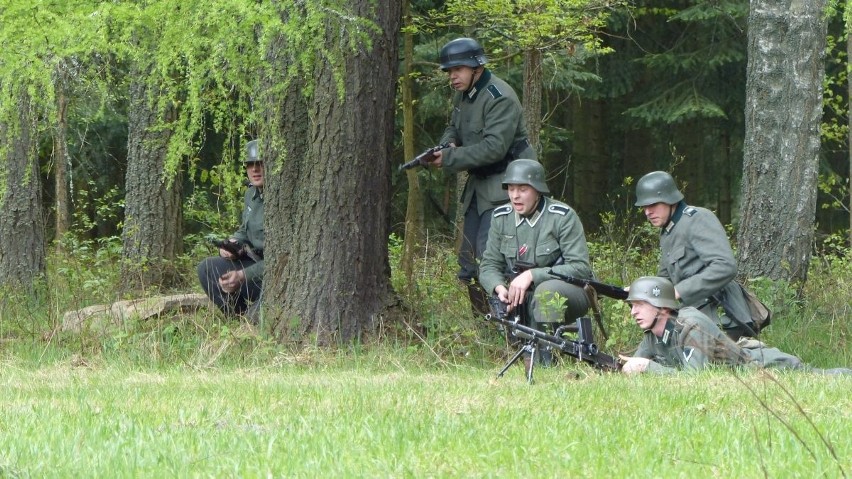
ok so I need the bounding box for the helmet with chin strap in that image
[627,276,680,310]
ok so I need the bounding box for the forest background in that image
[0,0,850,363]
[1,1,851,475]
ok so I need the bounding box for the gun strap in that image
[582,285,609,341]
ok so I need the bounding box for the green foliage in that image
[621,0,748,126]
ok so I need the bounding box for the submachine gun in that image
[398,144,450,171]
[485,296,622,384]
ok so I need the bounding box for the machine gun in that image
[208,238,263,262]
[398,143,450,171]
[485,296,622,383]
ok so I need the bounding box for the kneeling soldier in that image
[478,160,594,365]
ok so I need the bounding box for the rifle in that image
[547,270,628,301]
[209,238,244,257]
[398,143,450,171]
[208,238,263,262]
[485,296,622,381]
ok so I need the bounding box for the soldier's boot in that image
[466,281,490,316]
[723,323,754,342]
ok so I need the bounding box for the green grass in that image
[0,357,849,477]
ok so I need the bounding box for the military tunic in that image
[479,197,592,325]
[634,307,804,374]
[440,69,536,216]
[197,184,264,317]
[439,69,535,283]
[658,201,749,331]
[232,186,265,282]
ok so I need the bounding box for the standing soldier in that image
[197,139,264,321]
[479,160,593,366]
[426,37,536,314]
[635,171,754,340]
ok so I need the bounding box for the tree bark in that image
[738,0,827,282]
[0,92,46,288]
[120,73,183,291]
[400,0,425,292]
[523,48,543,153]
[265,1,402,344]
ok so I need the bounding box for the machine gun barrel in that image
[547,270,628,301]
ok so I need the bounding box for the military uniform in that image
[479,197,592,327]
[633,307,852,375]
[440,69,536,283]
[658,201,751,334]
[197,184,264,317]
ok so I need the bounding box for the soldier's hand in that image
[219,270,245,293]
[429,149,444,168]
[219,239,240,259]
[506,270,533,311]
[619,355,650,374]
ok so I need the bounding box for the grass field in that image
[1,352,850,478]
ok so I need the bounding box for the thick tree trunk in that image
[120,74,183,291]
[0,93,46,288]
[265,1,402,344]
[738,0,826,282]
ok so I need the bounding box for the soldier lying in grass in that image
[618,276,850,376]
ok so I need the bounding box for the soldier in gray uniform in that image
[479,160,593,337]
[197,139,264,320]
[426,37,536,314]
[620,276,850,375]
[635,171,754,340]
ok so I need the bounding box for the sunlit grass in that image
[0,358,849,477]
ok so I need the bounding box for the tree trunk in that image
[570,96,607,231]
[400,0,424,292]
[120,73,183,291]
[265,1,402,344]
[848,4,852,249]
[0,92,46,288]
[523,48,542,152]
[737,0,827,283]
[54,74,71,243]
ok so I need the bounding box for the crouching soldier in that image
[478,159,594,366]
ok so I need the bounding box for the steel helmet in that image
[502,159,549,194]
[627,276,680,310]
[439,37,487,71]
[634,171,684,206]
[245,139,260,164]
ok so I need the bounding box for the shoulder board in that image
[487,84,503,99]
[683,206,698,217]
[493,205,512,217]
[547,204,571,216]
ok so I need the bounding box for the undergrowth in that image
[0,224,850,372]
